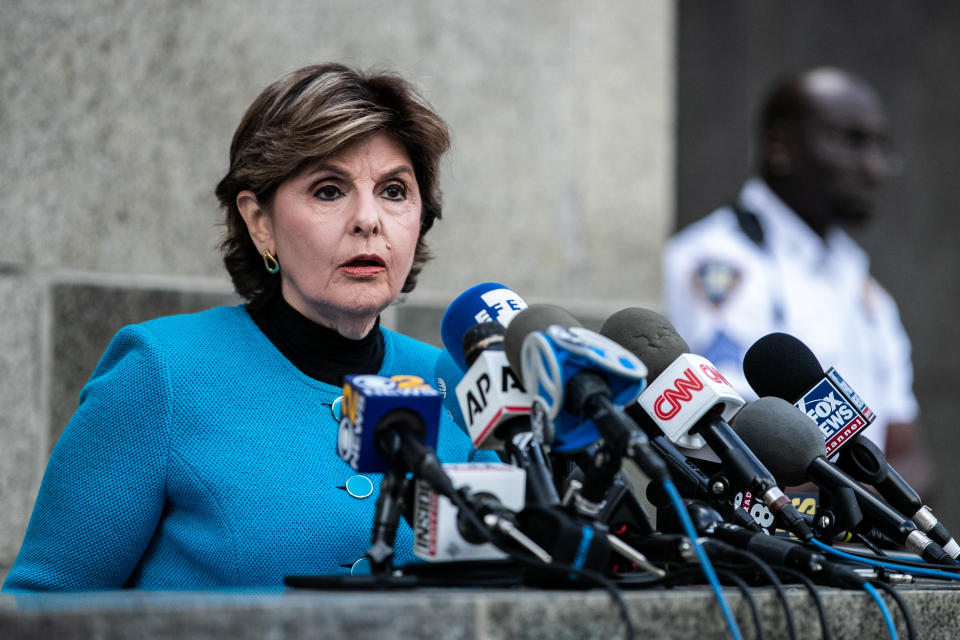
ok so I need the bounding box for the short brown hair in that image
[216,63,451,307]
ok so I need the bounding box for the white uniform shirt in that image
[663,178,918,452]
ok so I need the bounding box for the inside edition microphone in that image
[743,331,960,559]
[733,396,953,564]
[411,462,544,563]
[599,308,814,542]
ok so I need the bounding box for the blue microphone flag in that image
[337,374,441,473]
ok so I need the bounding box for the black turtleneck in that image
[247,296,385,386]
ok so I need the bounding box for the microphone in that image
[743,332,959,559]
[674,501,867,588]
[743,332,875,456]
[337,374,442,476]
[733,397,952,563]
[455,322,531,451]
[456,322,561,507]
[336,373,454,572]
[411,462,531,561]
[438,285,560,507]
[411,461,659,575]
[440,282,528,371]
[502,304,669,483]
[837,438,960,559]
[600,308,813,541]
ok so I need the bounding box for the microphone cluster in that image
[319,281,958,640]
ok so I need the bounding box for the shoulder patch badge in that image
[693,260,742,307]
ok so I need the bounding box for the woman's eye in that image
[382,184,406,200]
[314,185,342,200]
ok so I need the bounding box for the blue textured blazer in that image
[3,306,489,590]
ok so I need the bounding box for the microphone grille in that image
[743,332,824,401]
[503,304,581,377]
[600,308,688,381]
[461,322,505,367]
[732,396,826,486]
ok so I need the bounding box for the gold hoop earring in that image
[262,249,280,274]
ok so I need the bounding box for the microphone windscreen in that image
[462,321,505,368]
[440,283,527,371]
[732,396,827,486]
[599,308,689,381]
[502,304,581,378]
[743,333,824,400]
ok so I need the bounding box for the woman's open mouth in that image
[339,255,386,277]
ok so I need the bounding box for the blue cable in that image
[863,582,898,640]
[662,480,744,640]
[810,538,960,582]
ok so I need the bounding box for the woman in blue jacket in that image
[4,63,486,590]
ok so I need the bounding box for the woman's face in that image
[240,132,422,338]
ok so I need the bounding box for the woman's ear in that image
[236,190,274,252]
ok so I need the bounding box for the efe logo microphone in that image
[473,288,527,326]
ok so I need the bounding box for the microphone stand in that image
[365,449,409,575]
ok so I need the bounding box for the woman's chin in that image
[314,288,396,333]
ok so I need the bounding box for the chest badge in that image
[694,260,742,307]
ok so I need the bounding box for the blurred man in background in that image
[663,67,932,495]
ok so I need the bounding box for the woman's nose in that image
[351,193,380,236]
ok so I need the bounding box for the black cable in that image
[774,567,833,640]
[712,560,795,640]
[516,555,637,640]
[851,531,889,558]
[717,569,764,640]
[636,565,704,588]
[446,488,636,640]
[706,544,797,640]
[870,580,916,640]
[622,564,761,639]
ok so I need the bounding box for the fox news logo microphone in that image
[337,374,441,474]
[636,354,744,450]
[743,333,876,457]
[794,368,875,456]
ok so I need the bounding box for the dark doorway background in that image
[676,1,960,529]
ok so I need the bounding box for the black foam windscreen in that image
[599,308,689,381]
[461,321,505,367]
[742,332,824,401]
[731,396,827,486]
[502,304,581,379]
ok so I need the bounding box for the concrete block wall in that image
[0,1,675,574]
